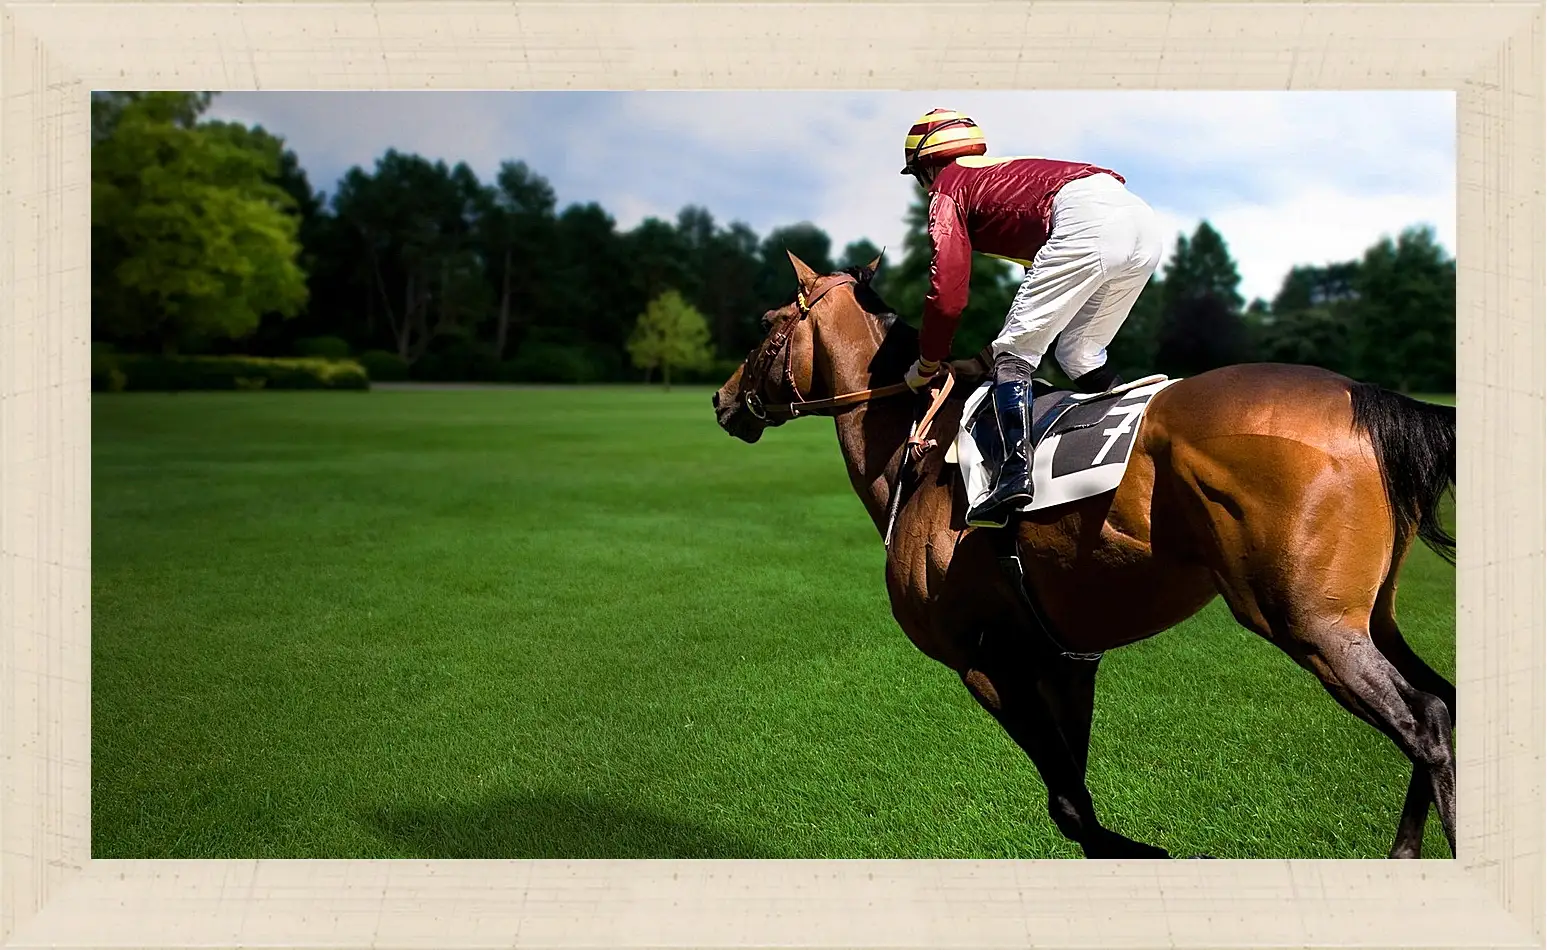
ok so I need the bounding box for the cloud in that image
[205,90,1454,302]
[1150,185,1455,303]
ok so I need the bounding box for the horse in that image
[710,251,1457,859]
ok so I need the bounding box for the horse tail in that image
[1349,383,1456,565]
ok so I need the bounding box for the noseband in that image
[739,272,913,421]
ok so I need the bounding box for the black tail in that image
[1349,383,1456,565]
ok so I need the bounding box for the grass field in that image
[92,386,1456,859]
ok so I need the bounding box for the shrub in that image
[91,355,368,392]
[412,338,501,382]
[358,350,410,382]
[91,350,128,392]
[500,343,604,383]
[294,335,353,360]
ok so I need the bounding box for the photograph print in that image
[91,89,1457,860]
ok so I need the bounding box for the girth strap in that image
[993,531,1103,662]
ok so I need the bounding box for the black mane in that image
[835,265,918,381]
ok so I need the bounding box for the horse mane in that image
[839,265,993,387]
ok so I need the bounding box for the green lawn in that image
[92,386,1456,859]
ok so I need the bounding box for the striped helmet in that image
[901,108,987,174]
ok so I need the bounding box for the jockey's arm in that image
[919,191,971,364]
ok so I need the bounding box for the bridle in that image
[733,267,958,550]
[737,272,913,422]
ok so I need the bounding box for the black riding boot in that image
[1072,363,1123,394]
[966,377,1034,528]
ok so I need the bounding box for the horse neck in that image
[822,312,918,537]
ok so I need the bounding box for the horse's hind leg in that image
[962,631,1165,858]
[1178,435,1455,857]
[1287,626,1457,856]
[1368,566,1456,858]
[1214,571,1457,857]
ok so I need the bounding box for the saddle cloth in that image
[947,374,1178,513]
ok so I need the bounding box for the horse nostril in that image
[711,391,720,409]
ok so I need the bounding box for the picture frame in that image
[2,2,1540,946]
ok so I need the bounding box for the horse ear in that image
[865,249,885,277]
[786,249,818,288]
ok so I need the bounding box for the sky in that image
[208,91,1455,304]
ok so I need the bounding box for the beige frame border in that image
[2,1,1541,947]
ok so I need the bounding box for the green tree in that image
[1152,221,1254,375]
[91,92,308,353]
[330,151,490,364]
[1258,305,1353,371]
[1351,226,1455,392]
[756,223,836,313]
[627,290,713,390]
[696,218,764,358]
[546,202,633,375]
[479,161,558,359]
[1162,221,1245,313]
[1258,260,1362,376]
[1155,292,1255,375]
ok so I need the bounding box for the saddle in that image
[959,374,1171,480]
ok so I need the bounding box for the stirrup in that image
[967,502,1012,529]
[967,480,1033,527]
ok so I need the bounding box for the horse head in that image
[712,249,890,444]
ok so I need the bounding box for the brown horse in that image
[711,252,1457,859]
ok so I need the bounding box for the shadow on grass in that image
[366,791,782,859]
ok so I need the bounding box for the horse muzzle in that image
[711,387,766,443]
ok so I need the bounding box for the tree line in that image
[91,92,1456,393]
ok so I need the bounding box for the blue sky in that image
[208,91,1455,303]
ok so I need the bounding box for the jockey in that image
[898,108,1165,528]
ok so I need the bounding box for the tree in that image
[1257,260,1362,377]
[629,217,699,311]
[1258,305,1353,371]
[697,219,764,359]
[1351,226,1455,392]
[627,290,713,390]
[750,223,838,333]
[1154,292,1256,376]
[1162,221,1245,314]
[330,151,490,364]
[92,92,308,353]
[479,161,558,359]
[1151,221,1255,375]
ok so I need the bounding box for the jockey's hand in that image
[905,357,943,391]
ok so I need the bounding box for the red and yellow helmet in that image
[901,108,987,174]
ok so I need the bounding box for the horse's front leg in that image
[1036,654,1100,782]
[962,632,1167,859]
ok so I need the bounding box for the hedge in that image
[358,350,411,382]
[92,355,369,392]
[500,343,606,383]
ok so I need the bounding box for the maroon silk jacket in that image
[920,157,1123,363]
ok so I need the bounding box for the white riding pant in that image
[990,173,1166,379]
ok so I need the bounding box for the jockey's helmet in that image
[901,108,988,175]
